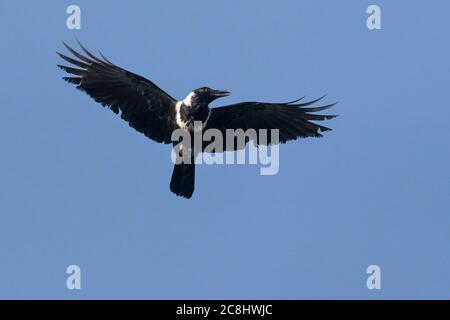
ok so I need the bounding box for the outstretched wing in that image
[57,41,177,144]
[204,97,337,150]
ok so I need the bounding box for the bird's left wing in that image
[204,97,337,149]
[58,41,177,144]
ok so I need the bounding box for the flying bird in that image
[57,41,337,199]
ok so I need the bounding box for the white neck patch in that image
[182,92,196,107]
[175,101,189,129]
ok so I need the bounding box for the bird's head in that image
[184,87,230,106]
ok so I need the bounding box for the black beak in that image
[211,89,230,98]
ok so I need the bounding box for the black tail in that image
[170,163,196,199]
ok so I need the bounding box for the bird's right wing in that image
[58,41,177,144]
[205,97,337,150]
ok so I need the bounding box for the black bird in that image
[57,41,337,199]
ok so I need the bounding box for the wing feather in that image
[57,42,177,143]
[205,98,337,149]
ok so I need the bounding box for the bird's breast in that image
[192,105,210,124]
[175,102,211,130]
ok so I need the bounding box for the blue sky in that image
[0,1,449,299]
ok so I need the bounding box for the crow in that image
[58,41,337,199]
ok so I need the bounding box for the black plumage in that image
[58,42,337,199]
[205,97,336,149]
[58,41,177,143]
